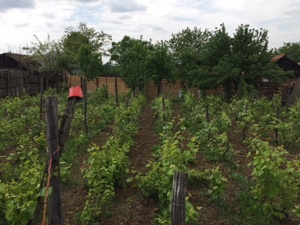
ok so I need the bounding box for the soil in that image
[59,99,300,225]
[61,100,161,225]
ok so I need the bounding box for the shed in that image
[271,54,300,78]
[0,53,64,98]
[270,54,300,106]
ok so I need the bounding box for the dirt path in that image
[101,99,160,225]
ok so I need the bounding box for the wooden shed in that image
[271,54,300,78]
[0,53,65,98]
[269,54,300,106]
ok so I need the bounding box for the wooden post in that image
[205,99,211,139]
[58,97,79,154]
[115,78,119,106]
[45,96,63,225]
[172,172,188,225]
[242,103,248,140]
[205,101,209,124]
[40,76,44,120]
[7,71,11,96]
[275,107,280,146]
[162,96,167,124]
[83,78,88,134]
[19,72,24,98]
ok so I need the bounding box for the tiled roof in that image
[271,54,286,62]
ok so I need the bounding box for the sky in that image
[0,0,299,55]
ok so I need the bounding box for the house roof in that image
[271,54,286,62]
[0,53,42,72]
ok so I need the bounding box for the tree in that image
[168,27,210,87]
[109,35,153,94]
[61,22,111,133]
[61,22,111,76]
[102,61,120,77]
[198,24,290,100]
[23,34,64,119]
[23,34,63,73]
[273,42,300,63]
[147,41,175,95]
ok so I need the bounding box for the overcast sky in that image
[0,0,299,54]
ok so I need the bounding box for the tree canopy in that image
[273,42,300,63]
[61,22,111,80]
[168,27,210,85]
[22,21,298,100]
[147,41,175,95]
[22,34,63,73]
[109,36,153,92]
[193,24,289,100]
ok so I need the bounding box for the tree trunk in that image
[223,83,233,102]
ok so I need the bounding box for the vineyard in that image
[1,87,300,225]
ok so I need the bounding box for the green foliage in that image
[247,137,300,221]
[277,99,300,148]
[0,147,44,225]
[199,24,289,99]
[77,43,103,81]
[151,96,173,125]
[136,119,200,224]
[205,167,227,201]
[88,86,109,103]
[0,95,44,151]
[231,94,282,142]
[22,34,63,73]
[0,89,116,224]
[110,35,153,91]
[80,95,145,223]
[147,41,175,95]
[168,26,210,84]
[80,139,130,223]
[181,94,233,161]
[61,22,111,74]
[273,42,300,62]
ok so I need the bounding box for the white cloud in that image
[0,0,299,53]
[107,0,147,12]
[0,0,35,12]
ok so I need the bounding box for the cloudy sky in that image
[0,0,299,54]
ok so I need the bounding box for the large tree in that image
[61,22,111,76]
[168,26,210,87]
[147,41,175,95]
[109,35,153,94]
[61,22,111,133]
[198,24,289,100]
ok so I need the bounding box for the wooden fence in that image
[67,76,130,96]
[2,71,293,100]
[67,76,223,99]
[0,69,65,98]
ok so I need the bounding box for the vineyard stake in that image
[45,96,63,225]
[171,172,188,225]
[59,97,79,155]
